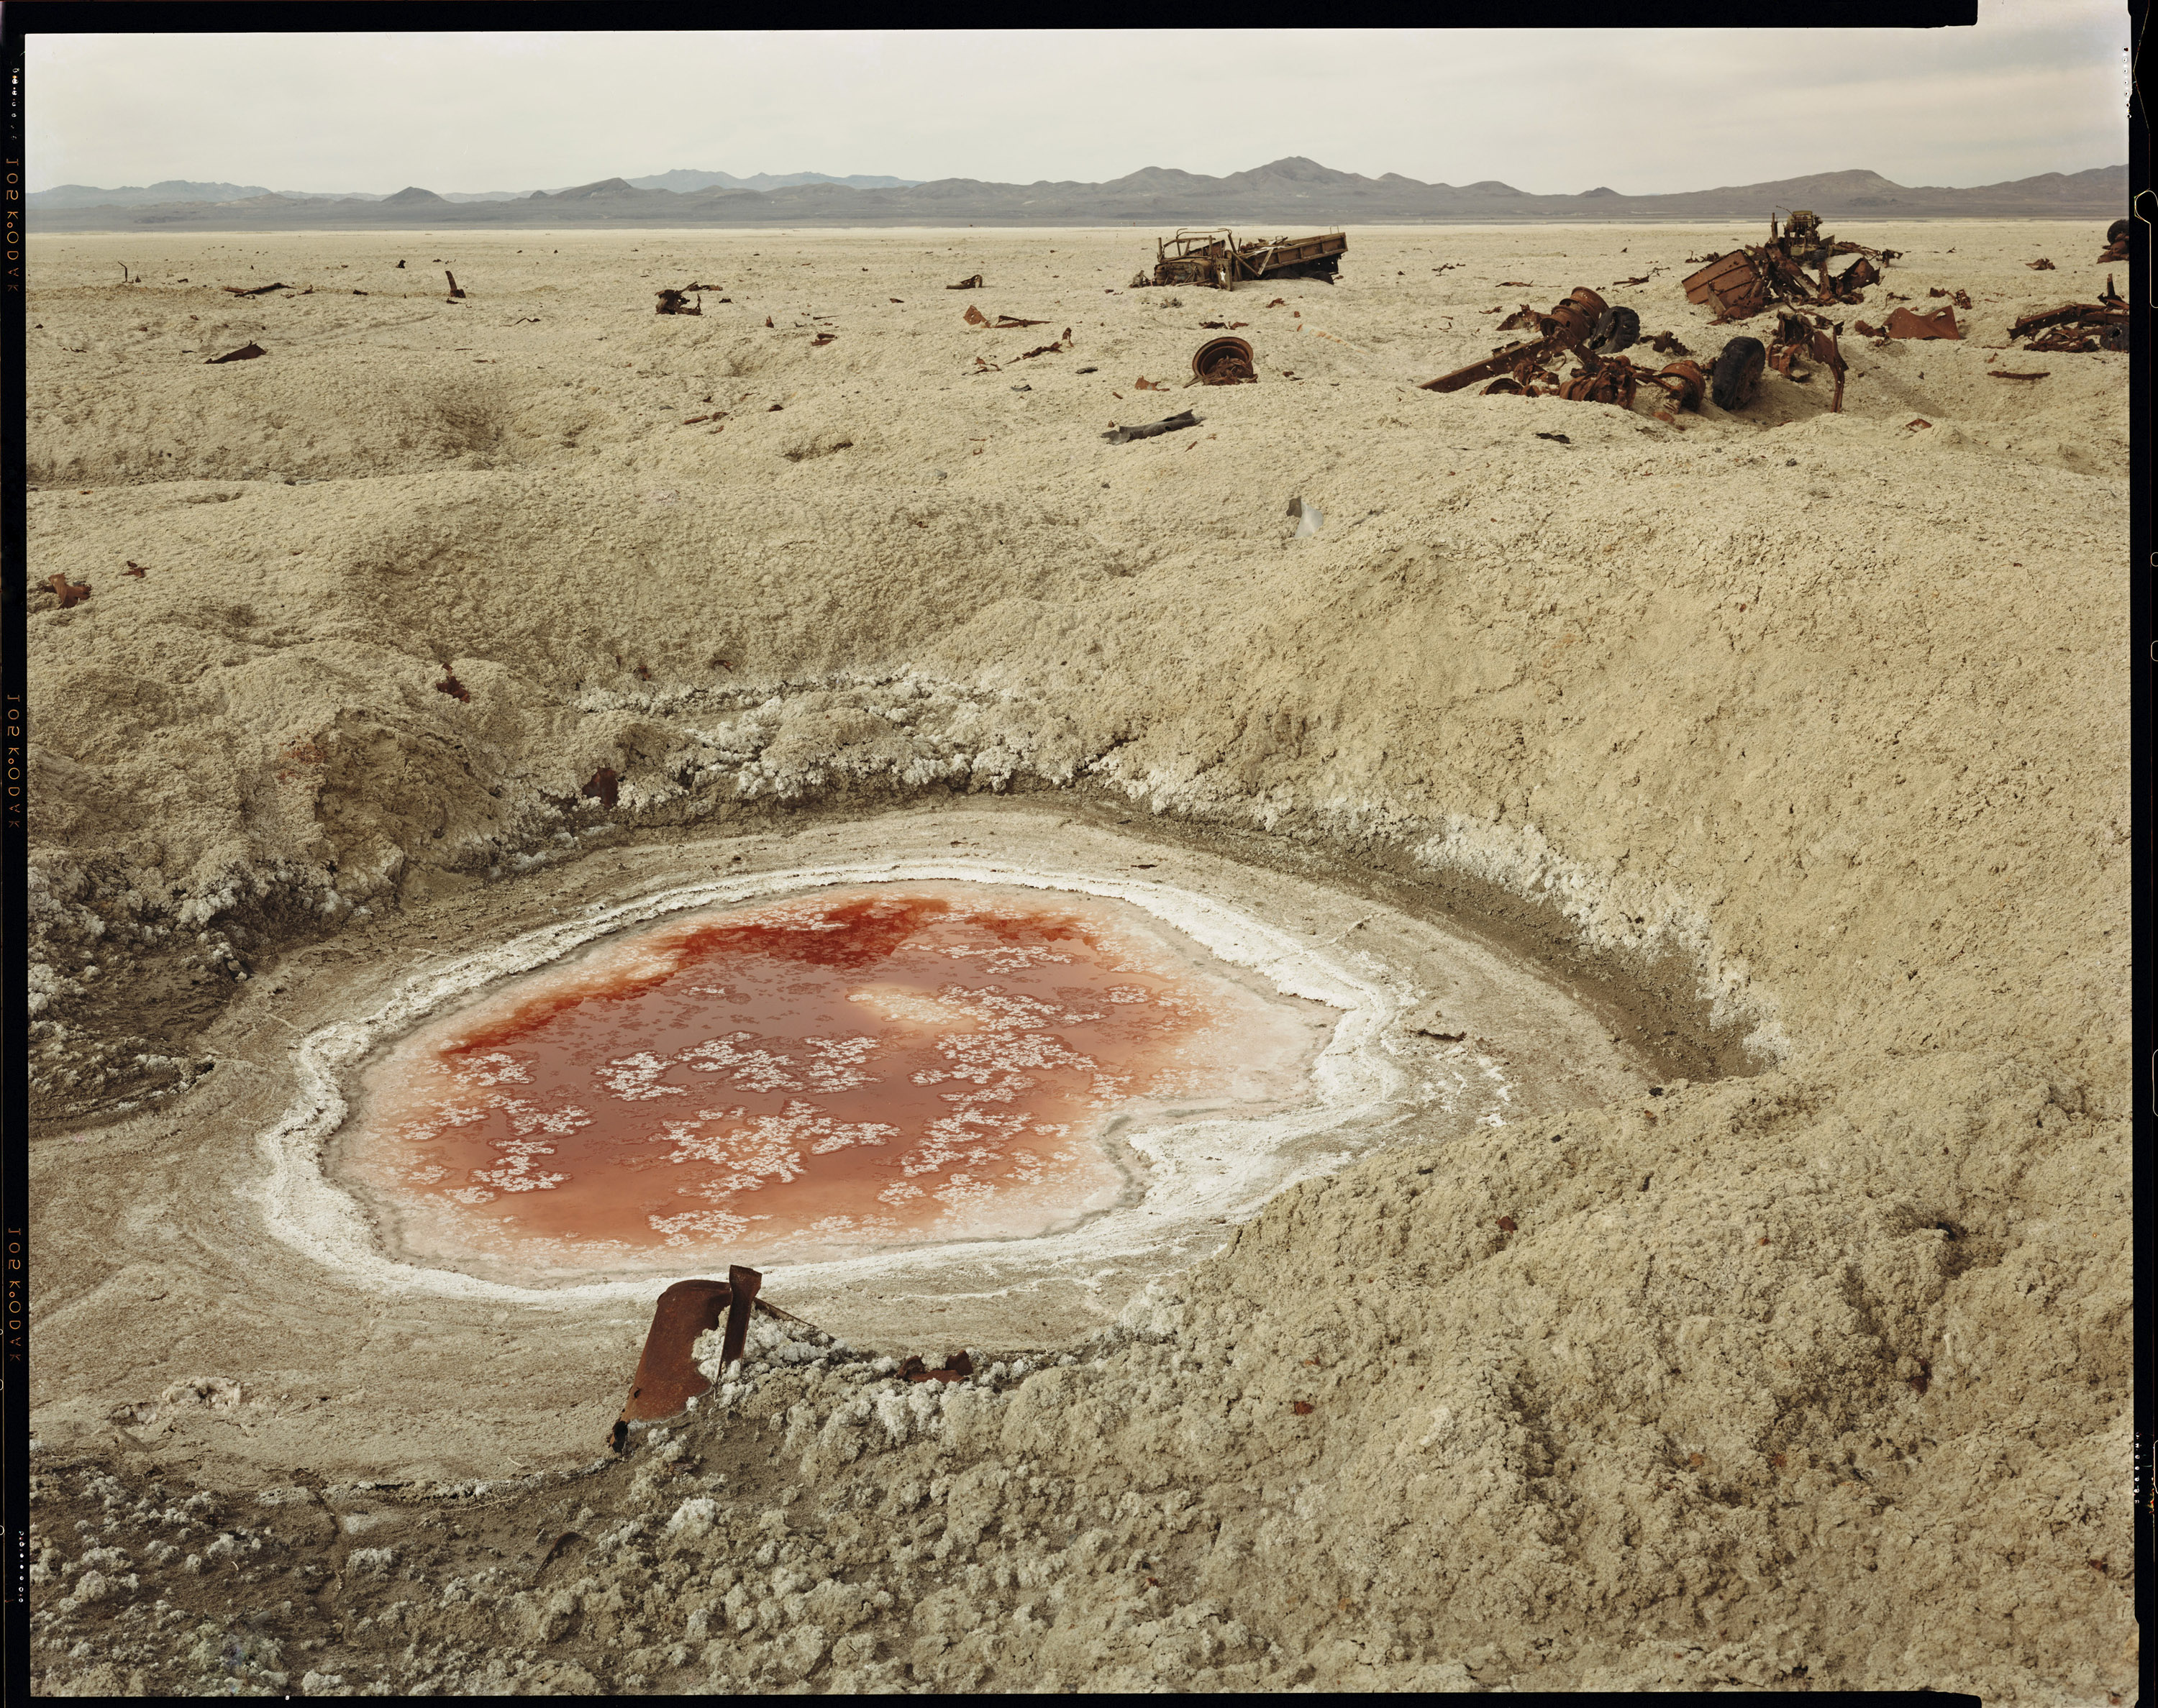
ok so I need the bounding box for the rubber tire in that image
[1593,305,1641,353]
[2107,217,2129,245]
[1711,336,1767,411]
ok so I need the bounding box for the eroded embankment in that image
[24,227,2130,1700]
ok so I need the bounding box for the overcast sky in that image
[24,6,2129,196]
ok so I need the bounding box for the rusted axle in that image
[1419,288,1608,393]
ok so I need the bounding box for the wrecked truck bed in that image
[1145,228,1347,290]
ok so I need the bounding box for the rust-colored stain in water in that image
[350,887,1304,1269]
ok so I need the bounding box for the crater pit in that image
[264,810,1662,1333]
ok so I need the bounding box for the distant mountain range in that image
[26,157,2125,229]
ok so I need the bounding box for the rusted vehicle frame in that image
[1149,227,1348,291]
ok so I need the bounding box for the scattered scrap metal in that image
[205,342,266,365]
[47,574,90,608]
[222,282,291,297]
[1762,310,1849,411]
[1682,210,1896,321]
[946,273,985,290]
[2025,258,2056,271]
[1104,409,1203,444]
[963,306,1052,329]
[2098,218,2129,263]
[434,668,471,703]
[582,766,620,809]
[445,270,465,299]
[1143,228,1347,291]
[655,288,703,315]
[2009,276,2126,352]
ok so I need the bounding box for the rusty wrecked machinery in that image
[1138,227,1349,291]
[2010,273,2128,353]
[1682,209,1898,322]
[1421,283,1849,416]
[1419,287,1711,414]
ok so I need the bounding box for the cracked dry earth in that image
[24,223,2133,1698]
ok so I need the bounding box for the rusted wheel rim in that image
[1192,335,1255,381]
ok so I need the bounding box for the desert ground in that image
[22,222,2131,1697]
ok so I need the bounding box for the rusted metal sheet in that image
[1881,306,1961,340]
[655,288,702,315]
[1683,251,1769,319]
[612,1266,762,1451]
[204,342,266,364]
[1103,409,1203,444]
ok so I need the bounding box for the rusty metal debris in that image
[2010,279,2127,352]
[655,288,702,315]
[1683,210,1895,321]
[1857,306,1962,340]
[582,766,620,809]
[1988,370,2049,380]
[1146,227,1347,291]
[810,332,837,347]
[1648,330,1693,355]
[612,1267,762,1451]
[1103,409,1202,444]
[1418,287,1706,414]
[946,273,985,290]
[47,574,91,608]
[435,668,470,703]
[1192,335,1257,384]
[2025,258,2056,271]
[222,282,291,297]
[1419,287,1609,393]
[445,270,465,299]
[1927,287,1973,309]
[123,561,147,578]
[2098,218,2129,263]
[1870,306,1961,340]
[205,342,266,364]
[1764,311,1849,411]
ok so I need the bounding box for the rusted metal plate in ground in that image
[616,1274,751,1432]
[1882,306,1961,340]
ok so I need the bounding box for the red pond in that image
[343,885,1316,1274]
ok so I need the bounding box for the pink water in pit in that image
[341,885,1322,1274]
